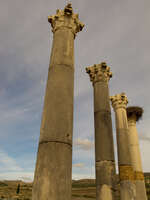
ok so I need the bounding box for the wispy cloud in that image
[74,138,94,150]
[139,135,150,142]
[0,172,34,182]
[0,149,35,181]
[73,163,85,168]
[0,149,23,172]
[72,173,95,180]
[0,0,149,180]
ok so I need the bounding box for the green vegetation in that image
[0,177,150,199]
[0,182,8,187]
[146,183,150,200]
[83,194,95,199]
[72,194,81,197]
[16,183,20,194]
[72,183,96,188]
[145,174,150,200]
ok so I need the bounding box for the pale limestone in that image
[110,93,136,200]
[128,119,142,171]
[127,106,147,200]
[32,4,84,200]
[86,63,116,200]
[99,184,113,200]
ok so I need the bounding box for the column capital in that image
[127,106,143,122]
[48,3,84,37]
[110,93,128,110]
[86,62,112,84]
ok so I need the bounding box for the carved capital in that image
[48,3,84,37]
[110,93,128,110]
[86,62,112,84]
[127,106,143,122]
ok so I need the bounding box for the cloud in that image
[138,129,150,143]
[0,149,35,182]
[73,163,85,168]
[0,172,34,182]
[0,149,23,172]
[19,176,32,182]
[0,0,150,180]
[139,140,150,172]
[74,138,94,150]
[139,135,150,142]
[72,173,95,180]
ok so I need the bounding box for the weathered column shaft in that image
[110,93,136,200]
[32,4,84,200]
[86,63,116,200]
[127,107,147,200]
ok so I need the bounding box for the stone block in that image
[32,142,72,200]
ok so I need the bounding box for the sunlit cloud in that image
[0,149,23,172]
[0,0,149,180]
[74,138,94,150]
[73,163,85,168]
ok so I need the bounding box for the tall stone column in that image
[127,106,147,200]
[86,62,116,200]
[110,93,136,200]
[32,4,84,200]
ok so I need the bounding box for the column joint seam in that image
[49,64,74,71]
[94,110,111,114]
[39,140,72,147]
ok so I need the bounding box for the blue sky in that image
[0,0,150,181]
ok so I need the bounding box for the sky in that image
[0,0,150,182]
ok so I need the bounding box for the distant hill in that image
[0,174,150,199]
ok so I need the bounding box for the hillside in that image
[0,174,149,200]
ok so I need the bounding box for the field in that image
[0,179,96,200]
[0,176,149,200]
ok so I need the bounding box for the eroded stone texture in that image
[120,181,136,200]
[96,161,116,187]
[110,93,136,200]
[99,184,113,200]
[127,106,147,200]
[33,143,72,199]
[86,63,116,200]
[32,4,84,200]
[135,180,147,200]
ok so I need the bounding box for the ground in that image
[0,177,149,200]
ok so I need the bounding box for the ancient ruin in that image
[32,3,147,200]
[110,93,136,200]
[32,4,84,200]
[86,63,116,200]
[127,106,147,200]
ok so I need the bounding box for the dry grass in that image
[0,176,149,200]
[0,179,96,200]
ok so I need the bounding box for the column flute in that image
[86,62,116,200]
[110,93,136,200]
[32,4,84,200]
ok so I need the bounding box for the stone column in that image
[127,106,147,200]
[86,62,116,200]
[110,93,136,200]
[32,4,84,200]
